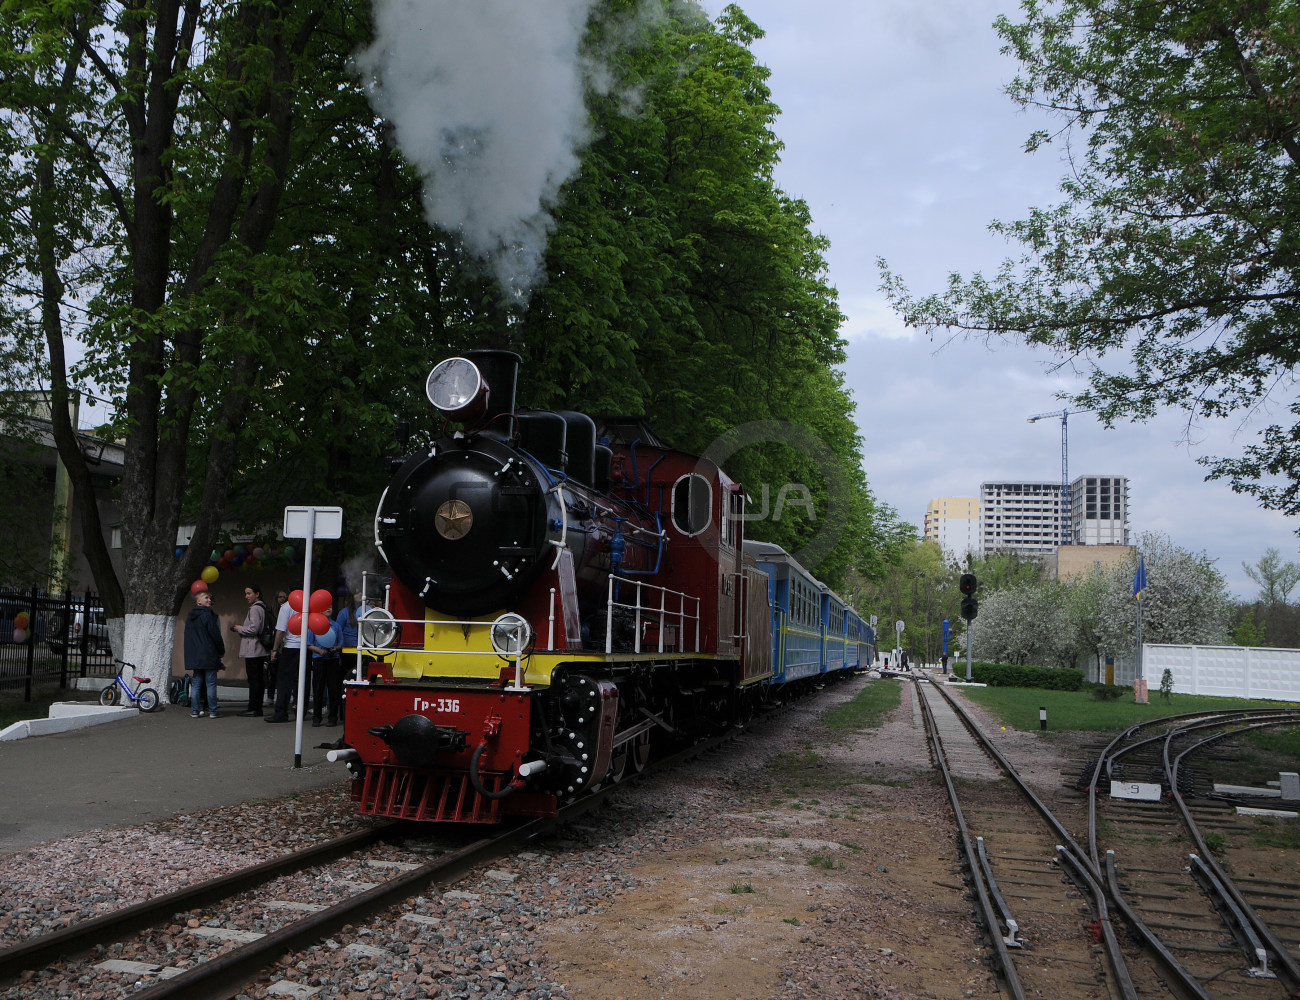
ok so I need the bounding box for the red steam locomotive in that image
[335,349,840,823]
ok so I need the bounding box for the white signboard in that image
[1110,782,1163,802]
[284,505,343,540]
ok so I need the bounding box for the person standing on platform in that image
[231,584,271,717]
[334,590,359,650]
[184,590,225,718]
[263,590,289,706]
[309,609,343,727]
[265,595,303,724]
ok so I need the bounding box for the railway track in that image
[1085,709,1300,998]
[0,725,745,1000]
[922,677,1300,1000]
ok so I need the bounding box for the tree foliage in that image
[1232,606,1267,647]
[880,0,1300,528]
[1242,546,1300,605]
[853,539,956,662]
[971,532,1231,667]
[0,0,891,690]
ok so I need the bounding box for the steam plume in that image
[357,0,603,305]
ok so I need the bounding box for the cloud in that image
[690,0,1300,599]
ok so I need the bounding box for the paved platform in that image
[0,701,346,856]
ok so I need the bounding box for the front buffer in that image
[343,675,618,824]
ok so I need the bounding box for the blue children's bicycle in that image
[99,659,160,712]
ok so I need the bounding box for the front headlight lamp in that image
[359,608,400,650]
[490,613,532,656]
[426,357,488,421]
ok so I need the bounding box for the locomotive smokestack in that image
[465,349,520,417]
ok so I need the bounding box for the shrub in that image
[968,661,1084,691]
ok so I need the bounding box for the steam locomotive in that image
[335,350,872,823]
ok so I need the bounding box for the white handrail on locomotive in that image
[352,570,392,682]
[604,574,702,655]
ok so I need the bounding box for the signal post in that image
[958,573,978,682]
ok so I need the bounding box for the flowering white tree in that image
[970,532,1231,669]
[1097,532,1232,653]
[972,579,1072,666]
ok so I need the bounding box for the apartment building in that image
[1069,474,1130,545]
[926,475,1131,559]
[923,496,980,562]
[979,481,1064,554]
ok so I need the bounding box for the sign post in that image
[895,619,904,665]
[1133,554,1148,704]
[283,506,343,768]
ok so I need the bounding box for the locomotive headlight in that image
[359,607,400,650]
[426,356,488,420]
[490,613,532,656]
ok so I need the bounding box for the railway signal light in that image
[959,573,977,597]
[960,596,978,621]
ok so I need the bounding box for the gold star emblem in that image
[435,499,473,540]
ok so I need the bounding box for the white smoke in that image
[357,0,604,306]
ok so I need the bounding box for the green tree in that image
[855,539,958,662]
[1242,547,1300,606]
[519,2,882,588]
[880,0,1300,524]
[1232,606,1267,647]
[965,549,1047,593]
[0,1,417,690]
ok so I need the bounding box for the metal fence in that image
[0,587,113,701]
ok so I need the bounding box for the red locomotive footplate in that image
[344,682,556,823]
[345,682,531,771]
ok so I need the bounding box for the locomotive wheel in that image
[630,731,651,773]
[607,742,629,784]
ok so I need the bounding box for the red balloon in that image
[190,579,208,595]
[288,590,304,613]
[309,588,332,614]
[288,611,304,636]
[307,612,330,636]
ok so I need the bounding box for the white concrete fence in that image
[1102,644,1300,702]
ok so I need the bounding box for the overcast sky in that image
[697,0,1298,600]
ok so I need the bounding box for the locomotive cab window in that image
[721,488,743,549]
[672,474,712,536]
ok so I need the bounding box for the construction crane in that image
[1027,408,1078,546]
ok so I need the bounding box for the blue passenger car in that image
[844,607,864,670]
[745,541,818,683]
[823,592,847,674]
[744,540,866,685]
